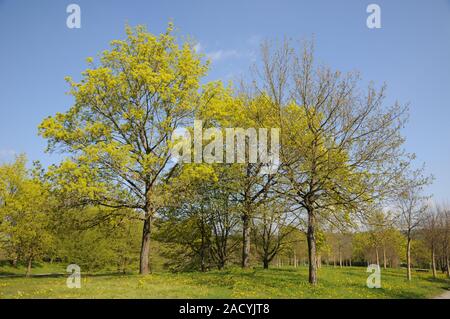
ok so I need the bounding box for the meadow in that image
[0,264,448,299]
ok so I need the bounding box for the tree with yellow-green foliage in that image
[49,204,142,273]
[0,155,54,276]
[251,40,410,285]
[38,23,213,274]
[197,88,280,268]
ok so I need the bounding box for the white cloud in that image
[0,149,16,157]
[205,49,240,62]
[247,34,262,47]
[0,149,16,162]
[193,42,202,53]
[194,42,244,63]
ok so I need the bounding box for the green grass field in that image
[0,263,449,299]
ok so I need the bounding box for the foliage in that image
[38,23,212,274]
[0,156,55,274]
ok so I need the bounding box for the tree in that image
[198,90,279,268]
[252,201,301,269]
[435,204,450,277]
[251,40,409,284]
[39,24,210,274]
[423,207,439,278]
[205,169,241,270]
[363,209,398,269]
[352,228,405,267]
[53,206,141,273]
[327,230,353,267]
[157,163,240,271]
[0,155,54,276]
[395,167,432,280]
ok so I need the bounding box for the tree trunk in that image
[431,245,437,279]
[306,209,317,285]
[406,237,412,281]
[217,260,224,270]
[241,213,251,268]
[10,258,18,268]
[375,247,380,266]
[263,258,269,269]
[446,256,450,278]
[383,246,387,269]
[26,257,32,277]
[139,215,152,275]
[200,246,207,272]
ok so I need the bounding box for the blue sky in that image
[0,0,449,201]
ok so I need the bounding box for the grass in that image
[0,262,67,276]
[0,263,449,299]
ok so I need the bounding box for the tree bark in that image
[26,257,32,277]
[199,226,209,272]
[139,215,152,275]
[218,259,225,270]
[241,213,251,268]
[383,246,387,269]
[431,245,437,278]
[306,209,317,285]
[406,237,412,281]
[375,247,380,266]
[263,258,269,269]
[446,256,450,278]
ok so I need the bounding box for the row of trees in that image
[1,158,447,280]
[1,24,448,284]
[0,155,142,275]
[155,186,450,278]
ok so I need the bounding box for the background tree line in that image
[1,24,448,284]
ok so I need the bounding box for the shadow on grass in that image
[0,273,66,278]
[426,277,450,284]
[426,277,450,292]
[0,261,49,276]
[0,270,136,279]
